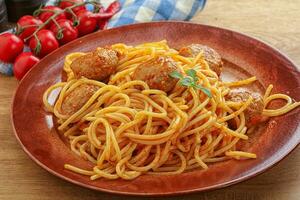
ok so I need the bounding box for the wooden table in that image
[0,0,299,199]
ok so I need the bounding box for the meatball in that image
[61,84,99,116]
[70,47,119,81]
[133,56,179,93]
[225,88,268,126]
[179,44,223,76]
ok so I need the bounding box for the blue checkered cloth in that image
[107,0,206,27]
[1,0,206,76]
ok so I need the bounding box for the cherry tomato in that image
[37,6,67,28]
[50,19,78,45]
[58,0,86,19]
[16,15,43,41]
[0,33,24,63]
[75,10,97,36]
[13,52,40,80]
[29,30,59,58]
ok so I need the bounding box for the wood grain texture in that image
[0,0,299,199]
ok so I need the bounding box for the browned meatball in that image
[226,88,268,126]
[133,56,179,93]
[179,44,223,76]
[71,48,119,81]
[61,84,99,116]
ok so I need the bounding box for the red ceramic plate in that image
[11,22,300,196]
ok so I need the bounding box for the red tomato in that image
[13,52,40,80]
[29,30,59,58]
[16,15,43,41]
[0,33,24,63]
[58,0,86,19]
[37,6,67,27]
[50,19,78,45]
[75,10,97,36]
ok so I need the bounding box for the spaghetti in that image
[43,40,300,180]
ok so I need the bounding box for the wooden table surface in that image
[0,0,299,199]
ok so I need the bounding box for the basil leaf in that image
[195,84,212,98]
[170,70,211,98]
[186,68,199,82]
[169,71,183,79]
[180,77,193,87]
[186,69,196,79]
[201,88,212,98]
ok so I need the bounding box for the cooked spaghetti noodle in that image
[43,40,300,180]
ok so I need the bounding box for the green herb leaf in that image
[169,70,212,98]
[186,69,196,79]
[169,71,183,79]
[195,84,212,98]
[186,68,199,82]
[180,77,193,87]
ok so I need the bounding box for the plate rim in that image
[10,21,300,196]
